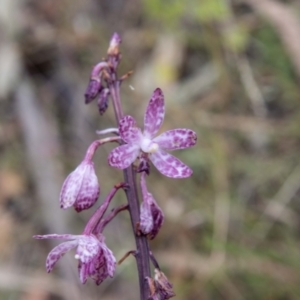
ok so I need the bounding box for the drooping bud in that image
[140,173,164,239]
[60,159,100,212]
[97,88,110,115]
[154,269,175,299]
[107,32,121,56]
[85,79,102,104]
[146,269,175,300]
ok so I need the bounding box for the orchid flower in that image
[33,233,116,285]
[108,88,197,178]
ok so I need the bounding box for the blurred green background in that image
[1,0,300,299]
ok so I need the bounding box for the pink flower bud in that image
[97,88,110,115]
[140,173,164,239]
[85,79,102,104]
[107,32,121,56]
[60,159,100,212]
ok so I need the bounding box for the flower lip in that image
[140,138,159,154]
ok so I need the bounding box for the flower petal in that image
[46,240,78,272]
[101,243,116,277]
[150,150,193,178]
[78,261,88,284]
[93,259,108,285]
[73,162,100,212]
[108,144,139,169]
[144,88,165,139]
[76,235,100,263]
[149,198,164,240]
[140,200,153,234]
[59,165,85,209]
[153,129,197,151]
[140,173,153,234]
[119,115,142,144]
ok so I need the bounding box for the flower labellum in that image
[108,88,197,178]
[60,159,100,212]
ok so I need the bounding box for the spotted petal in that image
[73,162,100,212]
[45,240,78,272]
[153,129,197,151]
[59,164,85,209]
[140,173,153,234]
[101,243,116,277]
[119,115,142,144]
[150,150,192,178]
[78,261,89,284]
[76,235,100,263]
[108,144,139,169]
[149,197,164,240]
[92,254,108,285]
[144,88,165,139]
[140,198,153,234]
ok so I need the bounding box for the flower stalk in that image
[108,81,152,300]
[34,32,196,300]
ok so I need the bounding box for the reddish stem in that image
[83,183,126,235]
[109,80,151,300]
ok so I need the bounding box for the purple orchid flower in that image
[60,159,100,212]
[108,88,197,178]
[140,173,164,240]
[33,233,116,285]
[59,138,123,212]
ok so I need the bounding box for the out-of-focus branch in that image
[244,0,300,80]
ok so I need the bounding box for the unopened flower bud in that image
[140,173,164,239]
[107,32,121,56]
[97,88,110,115]
[146,269,175,300]
[60,159,100,212]
[85,79,102,104]
[154,269,175,299]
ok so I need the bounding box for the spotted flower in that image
[108,88,197,178]
[33,233,116,285]
[60,159,100,212]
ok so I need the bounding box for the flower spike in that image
[108,88,197,178]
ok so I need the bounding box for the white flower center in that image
[140,137,159,153]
